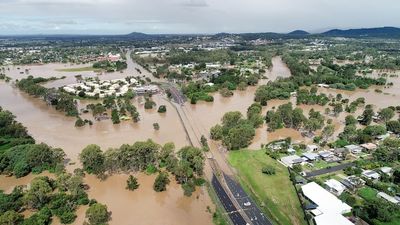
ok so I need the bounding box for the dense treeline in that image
[79,140,205,196]
[16,76,78,116]
[0,107,34,150]
[296,87,329,106]
[265,103,307,131]
[0,173,108,225]
[254,80,297,105]
[166,49,234,65]
[210,104,263,150]
[93,60,127,72]
[0,143,65,178]
[0,107,65,177]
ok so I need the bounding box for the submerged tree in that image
[126,175,139,191]
[153,172,170,192]
[84,203,110,225]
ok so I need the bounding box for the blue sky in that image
[1,0,400,35]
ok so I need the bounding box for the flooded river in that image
[0,51,211,225]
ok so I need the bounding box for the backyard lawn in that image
[228,150,307,225]
[358,187,378,202]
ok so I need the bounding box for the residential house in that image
[360,143,377,152]
[306,145,319,152]
[334,148,347,158]
[340,176,366,190]
[379,167,393,176]
[302,182,353,225]
[362,170,381,180]
[318,151,332,158]
[287,148,296,155]
[377,192,400,205]
[317,84,330,88]
[325,179,346,196]
[345,145,363,154]
[280,155,304,168]
[302,153,320,162]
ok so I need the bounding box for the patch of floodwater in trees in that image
[0,172,212,225]
[83,173,212,225]
[261,56,292,84]
[317,86,398,110]
[0,172,54,194]
[185,56,298,148]
[317,69,400,109]
[0,83,189,163]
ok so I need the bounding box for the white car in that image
[243,201,251,206]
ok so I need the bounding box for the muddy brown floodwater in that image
[0,51,212,225]
[185,56,295,148]
[2,55,399,225]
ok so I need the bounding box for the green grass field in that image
[358,187,378,202]
[228,150,307,225]
[56,66,102,72]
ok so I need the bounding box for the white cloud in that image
[0,0,399,34]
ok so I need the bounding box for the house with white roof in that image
[362,170,380,180]
[302,153,319,162]
[302,182,352,225]
[377,192,400,205]
[280,155,304,168]
[376,133,390,141]
[306,145,319,152]
[379,167,393,176]
[324,179,346,196]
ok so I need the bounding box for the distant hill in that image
[125,32,152,39]
[288,30,310,35]
[322,27,400,38]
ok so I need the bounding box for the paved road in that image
[212,175,247,225]
[304,162,354,178]
[168,84,271,225]
[224,174,273,225]
[167,84,186,105]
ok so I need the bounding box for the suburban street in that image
[304,162,354,178]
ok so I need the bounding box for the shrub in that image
[75,117,85,127]
[126,175,139,191]
[153,172,170,192]
[261,165,276,175]
[157,105,167,113]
